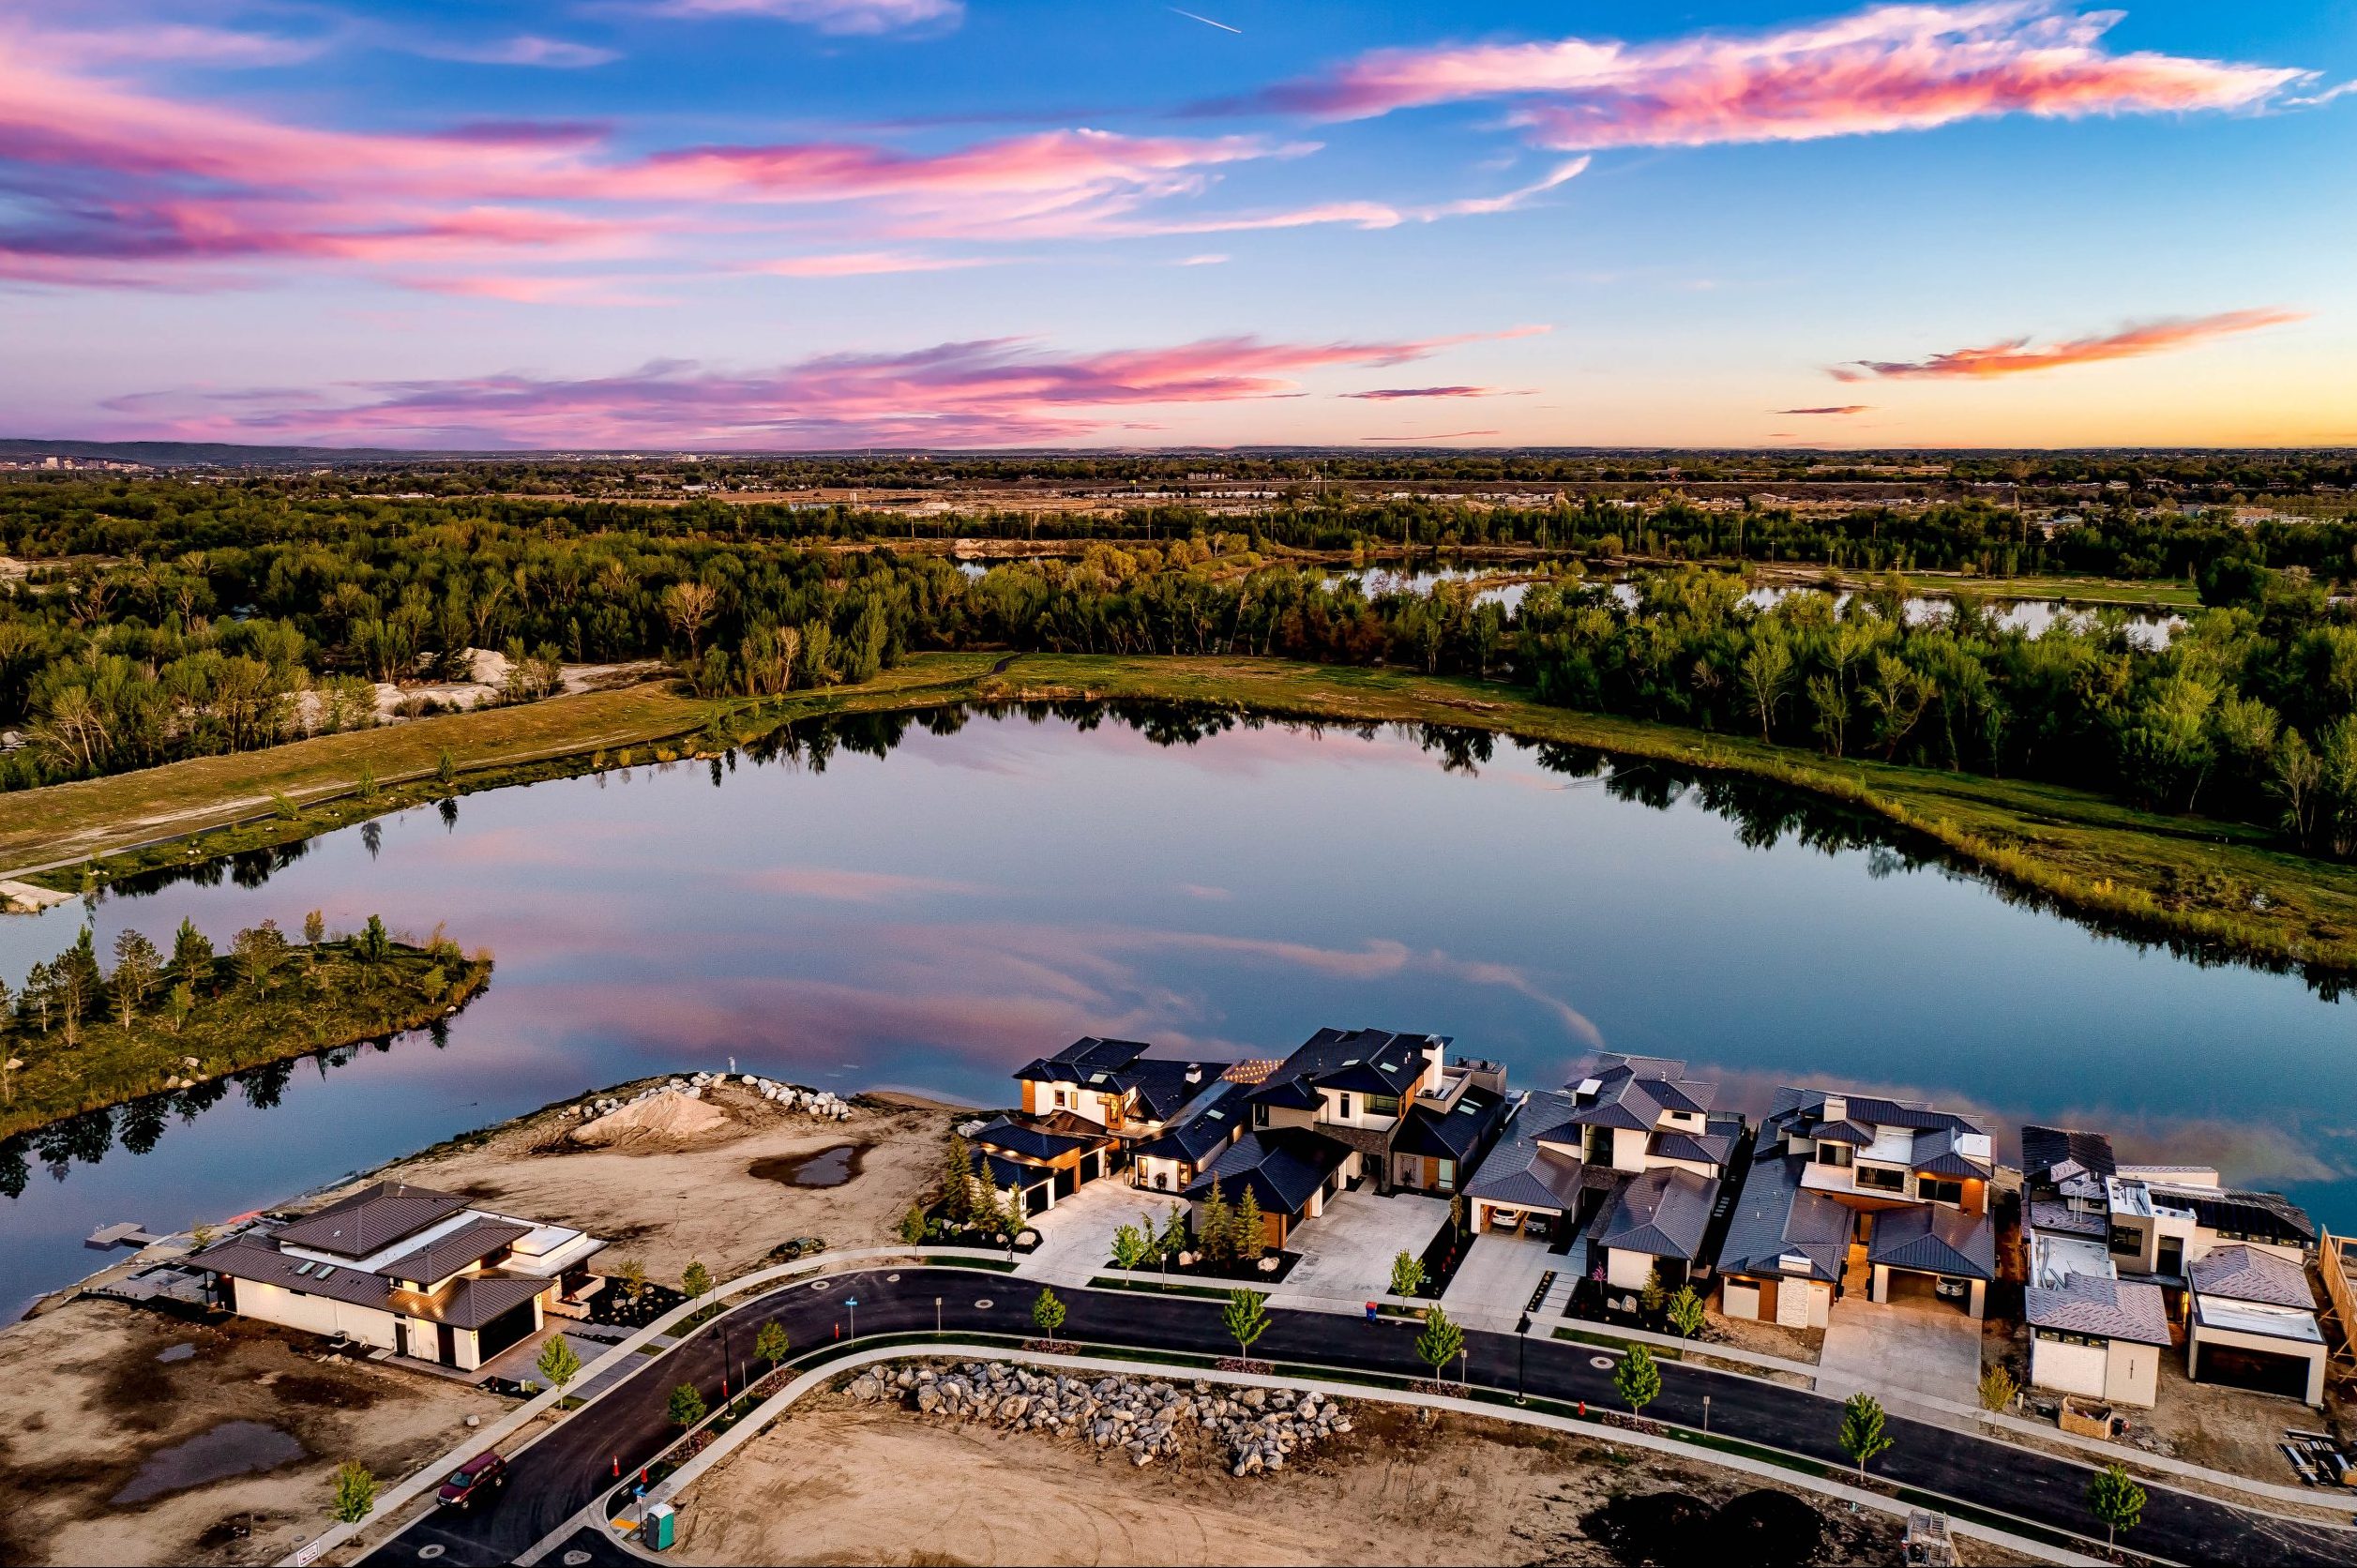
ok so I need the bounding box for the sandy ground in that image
[671,1395,1922,1568]
[2135,1352,2349,1484]
[0,1299,502,1568]
[370,1082,954,1286]
[1700,1309,1823,1365]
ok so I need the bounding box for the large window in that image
[1365,1093,1401,1118]
[1815,1143,1854,1168]
[1436,1159,1455,1192]
[1854,1164,1906,1194]
[1337,1093,1354,1120]
[1920,1177,1965,1206]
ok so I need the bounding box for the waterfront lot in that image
[0,1298,500,1567]
[669,1390,1926,1567]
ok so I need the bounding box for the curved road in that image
[361,1268,2356,1567]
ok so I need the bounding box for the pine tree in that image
[1200,1183,1233,1267]
[1234,1187,1267,1264]
[938,1132,975,1229]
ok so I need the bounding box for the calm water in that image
[3,703,2349,1316]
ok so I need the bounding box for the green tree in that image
[109,927,161,1028]
[1110,1221,1150,1272]
[1199,1183,1234,1268]
[535,1333,582,1394]
[354,913,392,964]
[1415,1305,1464,1383]
[1667,1285,1705,1339]
[162,979,195,1035]
[1389,1250,1427,1299]
[1639,1265,1669,1319]
[682,1259,713,1299]
[332,1460,377,1524]
[303,909,326,947]
[1614,1345,1661,1417]
[1223,1288,1270,1362]
[899,1204,929,1246]
[2086,1463,2146,1547]
[754,1320,790,1370]
[1233,1187,1267,1264]
[617,1257,647,1302]
[1032,1288,1067,1340]
[231,920,288,996]
[1740,628,1795,741]
[168,918,214,984]
[1837,1392,1894,1479]
[355,765,378,803]
[1977,1364,2019,1413]
[937,1132,975,1229]
[667,1382,707,1429]
[436,747,457,788]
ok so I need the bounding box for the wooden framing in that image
[2319,1229,2357,1380]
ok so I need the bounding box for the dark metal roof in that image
[1558,1054,1719,1133]
[1589,1168,1720,1261]
[2166,1186,2317,1249]
[2027,1199,2108,1240]
[1185,1129,1351,1216]
[388,1272,551,1331]
[1715,1139,1852,1284]
[1012,1036,1155,1083]
[2026,1274,2170,1345]
[383,1218,532,1288]
[1765,1086,1986,1140]
[1867,1204,1996,1281]
[2189,1244,2317,1309]
[1647,1114,1742,1168]
[1394,1086,1508,1161]
[1131,1082,1248,1166]
[1910,1128,1992,1179]
[271,1183,469,1259]
[969,1115,1110,1164]
[2021,1125,2117,1183]
[201,1236,400,1311]
[1246,1028,1444,1110]
[1462,1091,1583,1211]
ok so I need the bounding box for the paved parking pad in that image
[1277,1190,1453,1306]
[1816,1295,1982,1427]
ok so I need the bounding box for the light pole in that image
[846,1296,859,1341]
[1515,1313,1531,1404]
[1702,1395,1710,1433]
[934,1296,942,1336]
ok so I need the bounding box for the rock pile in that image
[848,1362,1350,1476]
[733,1073,853,1120]
[571,1073,852,1123]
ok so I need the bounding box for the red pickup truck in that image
[436,1452,506,1510]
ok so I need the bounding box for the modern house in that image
[1130,1079,1251,1195]
[1184,1028,1509,1250]
[974,1036,1252,1215]
[195,1182,604,1373]
[2188,1245,2328,1405]
[964,1112,1123,1217]
[1462,1055,1742,1292]
[1719,1087,1996,1325]
[2024,1229,2170,1408]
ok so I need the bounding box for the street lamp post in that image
[934,1297,943,1336]
[1515,1313,1531,1404]
[846,1297,859,1341]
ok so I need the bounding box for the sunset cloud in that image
[96,329,1540,447]
[1778,404,1871,414]
[650,0,962,36]
[1345,385,1514,400]
[1831,307,2305,380]
[1234,4,2311,151]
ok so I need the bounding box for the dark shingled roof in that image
[1463,1091,1586,1212]
[2027,1274,2170,1345]
[1246,1028,1444,1114]
[1185,1129,1351,1217]
[1588,1168,1720,1262]
[1716,1141,1853,1284]
[1557,1054,1719,1133]
[271,1183,469,1259]
[2021,1125,2117,1184]
[969,1115,1109,1165]
[2190,1244,2318,1310]
[1867,1204,1996,1282]
[2028,1199,2108,1240]
[1131,1082,1249,1167]
[1394,1086,1508,1162]
[383,1218,532,1288]
[200,1236,401,1311]
[1910,1127,1989,1179]
[1765,1086,1987,1140]
[1647,1113,1743,1168]
[1012,1036,1154,1084]
[388,1272,551,1331]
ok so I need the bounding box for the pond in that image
[2,702,2349,1317]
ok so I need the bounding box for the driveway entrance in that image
[1818,1293,1982,1423]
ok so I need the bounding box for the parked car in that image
[437,1452,506,1509]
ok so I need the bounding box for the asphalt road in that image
[360,1267,2357,1567]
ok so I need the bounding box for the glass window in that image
[1854,1164,1905,1193]
[1920,1177,1965,1206]
[1337,1093,1353,1119]
[1437,1160,1455,1192]
[1815,1143,1853,1168]
[1365,1093,1401,1118]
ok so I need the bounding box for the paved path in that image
[1819,1295,1984,1428]
[357,1268,2357,1568]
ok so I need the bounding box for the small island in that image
[0,912,491,1143]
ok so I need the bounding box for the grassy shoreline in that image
[8,651,2355,985]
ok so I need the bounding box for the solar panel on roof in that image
[313,1266,336,1281]
[293,1260,316,1275]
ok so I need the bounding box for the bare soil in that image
[670,1394,1912,1567]
[0,1299,500,1567]
[369,1082,953,1286]
[1699,1309,1822,1365]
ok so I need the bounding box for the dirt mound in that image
[1702,1490,1825,1565]
[571,1090,730,1148]
[1582,1490,1715,1564]
[1585,1486,1833,1568]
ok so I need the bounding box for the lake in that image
[2,702,2348,1317]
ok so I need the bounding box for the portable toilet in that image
[644,1503,676,1551]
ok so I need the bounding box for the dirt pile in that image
[571,1088,729,1147]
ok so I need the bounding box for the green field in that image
[9,651,2355,981]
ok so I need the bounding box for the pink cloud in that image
[1831,307,2304,380]
[748,250,1002,277]
[1778,404,1872,414]
[1344,385,1512,400]
[651,0,964,36]
[1234,4,2311,150]
[93,327,1542,447]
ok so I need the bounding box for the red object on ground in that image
[612,1455,619,1478]
[436,1452,506,1510]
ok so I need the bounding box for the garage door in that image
[2195,1341,2313,1400]
[1053,1166,1078,1199]
[475,1299,537,1362]
[1025,1183,1052,1215]
[1080,1152,1101,1184]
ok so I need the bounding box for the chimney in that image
[1821,1094,1848,1123]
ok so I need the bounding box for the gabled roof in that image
[2027,1274,2170,1346]
[1717,1142,1853,1284]
[2022,1125,2117,1184]
[1012,1036,1153,1084]
[1184,1129,1352,1217]
[1246,1028,1443,1110]
[1121,1059,1225,1123]
[1463,1091,1584,1212]
[1394,1085,1507,1161]
[388,1272,551,1331]
[1910,1127,1991,1179]
[968,1115,1111,1165]
[1647,1114,1743,1169]
[1558,1054,1718,1133]
[1767,1086,1987,1139]
[271,1183,469,1259]
[1589,1168,1720,1262]
[383,1218,532,1288]
[1131,1081,1248,1166]
[2190,1244,2317,1309]
[1867,1204,1996,1282]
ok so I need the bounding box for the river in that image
[1,702,2347,1316]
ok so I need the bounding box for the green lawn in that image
[9,650,2355,981]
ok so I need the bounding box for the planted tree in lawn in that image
[667,1382,706,1429]
[332,1460,377,1524]
[1667,1285,1705,1339]
[2087,1463,2146,1548]
[1389,1250,1427,1299]
[937,1132,976,1230]
[1110,1221,1150,1273]
[1224,1288,1270,1363]
[754,1320,789,1372]
[682,1259,713,1300]
[1838,1392,1894,1479]
[1614,1346,1661,1417]
[536,1334,582,1395]
[1415,1305,1465,1385]
[1234,1188,1267,1265]
[1032,1288,1067,1342]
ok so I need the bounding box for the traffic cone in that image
[612,1455,620,1478]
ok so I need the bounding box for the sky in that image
[2,0,2353,450]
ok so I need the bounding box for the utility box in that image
[644,1503,676,1551]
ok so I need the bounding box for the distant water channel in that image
[3,702,2349,1316]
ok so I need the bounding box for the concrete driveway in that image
[1445,1233,1563,1327]
[1276,1190,1452,1307]
[1016,1178,1186,1287]
[1817,1294,1982,1426]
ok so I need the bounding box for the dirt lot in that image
[1699,1310,1822,1365]
[369,1083,955,1287]
[670,1393,1926,1567]
[2135,1353,2349,1483]
[0,1299,502,1567]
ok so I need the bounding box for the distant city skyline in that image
[3,1,2352,447]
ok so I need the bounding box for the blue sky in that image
[2,0,2351,446]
